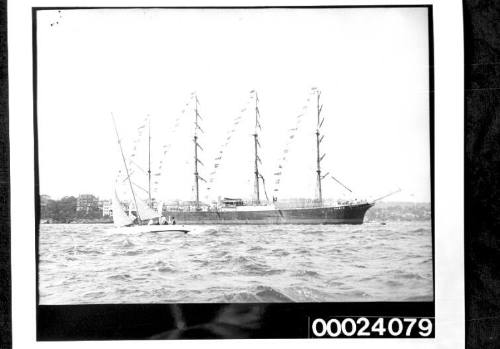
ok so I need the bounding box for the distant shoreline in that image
[39,202,431,224]
[40,218,113,224]
[40,218,432,225]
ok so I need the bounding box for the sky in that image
[37,7,431,203]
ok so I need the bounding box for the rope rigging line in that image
[151,93,197,196]
[272,87,318,196]
[206,90,255,193]
[330,175,353,193]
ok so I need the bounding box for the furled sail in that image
[135,198,160,221]
[112,190,134,227]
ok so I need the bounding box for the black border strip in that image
[428,5,435,303]
[0,0,11,347]
[33,5,431,10]
[32,6,40,313]
[34,5,435,340]
[463,1,500,348]
[38,302,435,340]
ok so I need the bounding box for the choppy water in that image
[39,221,433,304]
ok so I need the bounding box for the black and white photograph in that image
[5,1,465,344]
[37,6,433,306]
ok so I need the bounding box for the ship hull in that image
[163,203,374,225]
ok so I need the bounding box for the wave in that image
[293,270,320,278]
[393,271,427,280]
[240,262,271,276]
[353,264,368,269]
[293,247,311,256]
[350,229,364,234]
[212,250,230,258]
[248,246,265,252]
[410,228,430,233]
[83,291,106,299]
[203,228,219,235]
[337,290,371,298]
[403,294,432,301]
[234,256,252,264]
[418,258,432,265]
[39,259,55,264]
[271,249,290,257]
[268,228,286,233]
[158,266,177,273]
[191,258,211,267]
[385,280,404,287]
[107,274,131,281]
[284,286,336,301]
[144,248,164,254]
[327,280,344,287]
[255,286,295,302]
[62,247,104,255]
[302,230,325,235]
[122,250,143,256]
[114,238,135,248]
[219,292,261,302]
[403,253,424,259]
[153,260,178,272]
[328,248,343,253]
[263,269,286,276]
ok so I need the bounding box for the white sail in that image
[135,198,160,221]
[156,201,163,215]
[112,190,134,227]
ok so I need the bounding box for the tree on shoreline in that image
[41,196,104,223]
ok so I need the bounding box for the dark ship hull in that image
[163,202,374,225]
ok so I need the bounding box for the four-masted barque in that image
[114,89,375,225]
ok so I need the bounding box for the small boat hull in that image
[112,225,190,234]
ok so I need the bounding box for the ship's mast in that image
[253,91,261,204]
[315,90,324,205]
[193,94,201,210]
[147,115,152,208]
[112,113,141,222]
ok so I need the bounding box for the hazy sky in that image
[37,7,431,203]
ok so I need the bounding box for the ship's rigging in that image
[112,113,141,221]
[112,113,161,225]
[314,88,329,204]
[205,90,268,204]
[110,89,380,225]
[253,91,261,204]
[117,88,371,212]
[192,93,206,210]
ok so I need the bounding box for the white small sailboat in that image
[111,114,190,234]
[112,189,134,227]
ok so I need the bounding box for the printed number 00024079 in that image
[311,317,434,338]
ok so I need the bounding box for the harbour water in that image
[39,221,433,304]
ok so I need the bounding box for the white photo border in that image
[9,0,463,348]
